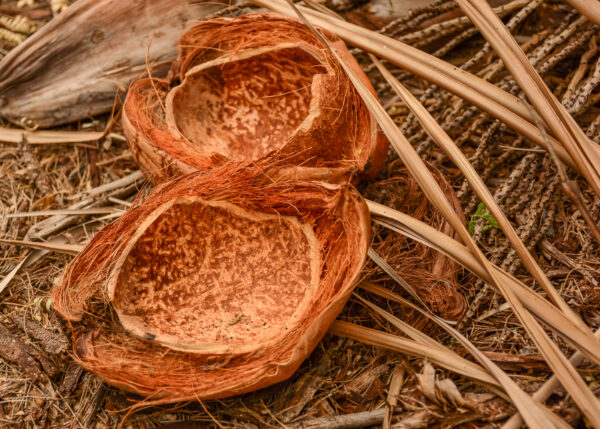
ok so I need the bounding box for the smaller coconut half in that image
[53,163,370,401]
[122,13,388,185]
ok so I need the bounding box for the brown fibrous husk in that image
[122,13,388,185]
[363,160,468,323]
[52,161,370,402]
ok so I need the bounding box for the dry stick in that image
[570,55,600,114]
[563,0,600,26]
[561,36,597,106]
[502,327,600,429]
[455,0,600,199]
[250,0,578,170]
[0,239,83,255]
[399,0,528,43]
[6,208,120,218]
[463,0,544,70]
[66,170,143,200]
[383,366,404,429]
[530,15,586,69]
[371,60,589,329]
[0,127,104,144]
[0,255,27,295]
[288,408,387,429]
[382,0,456,38]
[286,4,569,429]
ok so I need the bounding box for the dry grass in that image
[1,0,600,427]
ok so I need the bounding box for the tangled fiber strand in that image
[53,160,370,403]
[362,160,467,323]
[123,13,387,185]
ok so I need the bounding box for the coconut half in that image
[123,13,388,185]
[53,164,370,401]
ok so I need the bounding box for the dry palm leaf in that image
[368,200,600,369]
[251,0,578,170]
[52,162,369,401]
[454,0,600,198]
[353,286,570,428]
[331,320,500,392]
[123,13,387,184]
[370,58,585,329]
[0,0,223,128]
[285,3,600,424]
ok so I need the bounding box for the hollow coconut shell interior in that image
[52,165,370,400]
[122,13,388,185]
[107,195,321,354]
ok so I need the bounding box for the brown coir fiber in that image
[52,162,370,401]
[363,160,467,323]
[122,13,388,185]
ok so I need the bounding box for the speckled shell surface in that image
[107,195,321,354]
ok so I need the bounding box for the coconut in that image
[53,162,369,401]
[122,13,388,184]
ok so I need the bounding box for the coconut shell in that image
[0,0,223,128]
[123,13,388,184]
[53,162,370,401]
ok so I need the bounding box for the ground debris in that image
[9,312,68,354]
[0,321,57,381]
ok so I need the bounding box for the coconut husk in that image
[122,13,388,185]
[363,160,467,323]
[0,0,223,128]
[52,161,370,402]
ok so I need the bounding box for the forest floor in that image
[1,0,600,428]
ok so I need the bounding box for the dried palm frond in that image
[281,3,600,425]
[371,57,585,329]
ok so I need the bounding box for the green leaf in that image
[468,202,500,235]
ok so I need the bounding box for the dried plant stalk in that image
[123,13,387,184]
[53,162,370,401]
[0,0,223,128]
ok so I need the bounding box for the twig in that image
[288,408,387,429]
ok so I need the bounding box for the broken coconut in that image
[53,163,369,400]
[122,13,388,184]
